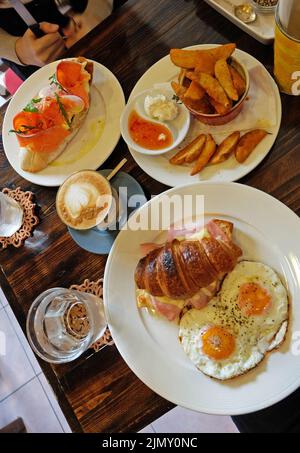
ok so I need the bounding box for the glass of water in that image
[0,193,23,237]
[26,288,107,363]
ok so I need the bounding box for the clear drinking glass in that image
[0,193,23,237]
[26,288,107,363]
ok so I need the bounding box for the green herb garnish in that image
[55,93,71,129]
[23,98,42,113]
[49,73,67,92]
[172,94,182,104]
[9,125,37,134]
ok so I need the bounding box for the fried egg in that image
[220,261,289,345]
[179,261,289,380]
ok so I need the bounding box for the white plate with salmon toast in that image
[2,59,125,187]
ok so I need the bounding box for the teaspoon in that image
[220,0,257,24]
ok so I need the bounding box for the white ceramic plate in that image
[104,182,300,415]
[204,0,275,45]
[2,59,125,187]
[205,0,275,44]
[128,45,282,188]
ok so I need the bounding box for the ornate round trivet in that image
[0,187,39,249]
[69,278,114,352]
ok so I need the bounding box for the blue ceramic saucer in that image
[68,170,147,255]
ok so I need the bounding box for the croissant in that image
[135,219,242,300]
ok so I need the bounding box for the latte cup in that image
[56,170,113,231]
[96,186,124,231]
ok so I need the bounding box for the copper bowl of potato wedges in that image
[170,44,250,126]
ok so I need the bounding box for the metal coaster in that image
[0,187,39,249]
[69,278,114,352]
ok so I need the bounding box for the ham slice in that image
[186,280,220,309]
[187,291,210,309]
[167,219,232,243]
[150,297,182,322]
[150,280,220,321]
[140,220,231,257]
[140,243,162,255]
[167,220,204,242]
[206,219,231,243]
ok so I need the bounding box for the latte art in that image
[65,183,104,219]
[56,171,112,230]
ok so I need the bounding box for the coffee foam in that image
[56,171,112,230]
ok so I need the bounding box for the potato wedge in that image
[170,44,236,69]
[210,132,240,164]
[197,43,236,66]
[187,72,230,108]
[212,43,236,61]
[194,53,216,76]
[184,95,214,114]
[229,66,246,98]
[195,44,237,76]
[170,134,207,165]
[184,81,206,101]
[185,71,194,81]
[171,81,187,99]
[235,130,268,163]
[170,49,202,69]
[172,81,211,113]
[209,96,232,115]
[178,68,190,87]
[184,134,207,163]
[215,59,238,101]
[191,134,217,175]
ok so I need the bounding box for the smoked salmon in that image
[11,57,93,173]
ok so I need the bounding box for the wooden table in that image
[0,0,300,433]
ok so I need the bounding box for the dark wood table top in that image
[1,0,300,433]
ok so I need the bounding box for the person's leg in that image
[232,387,300,433]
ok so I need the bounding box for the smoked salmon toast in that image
[11,57,93,173]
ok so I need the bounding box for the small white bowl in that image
[120,87,190,156]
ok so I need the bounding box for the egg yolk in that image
[202,326,235,360]
[238,282,271,316]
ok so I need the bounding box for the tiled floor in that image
[0,288,71,433]
[140,407,238,433]
[0,288,238,433]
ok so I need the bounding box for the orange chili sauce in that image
[128,110,173,150]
